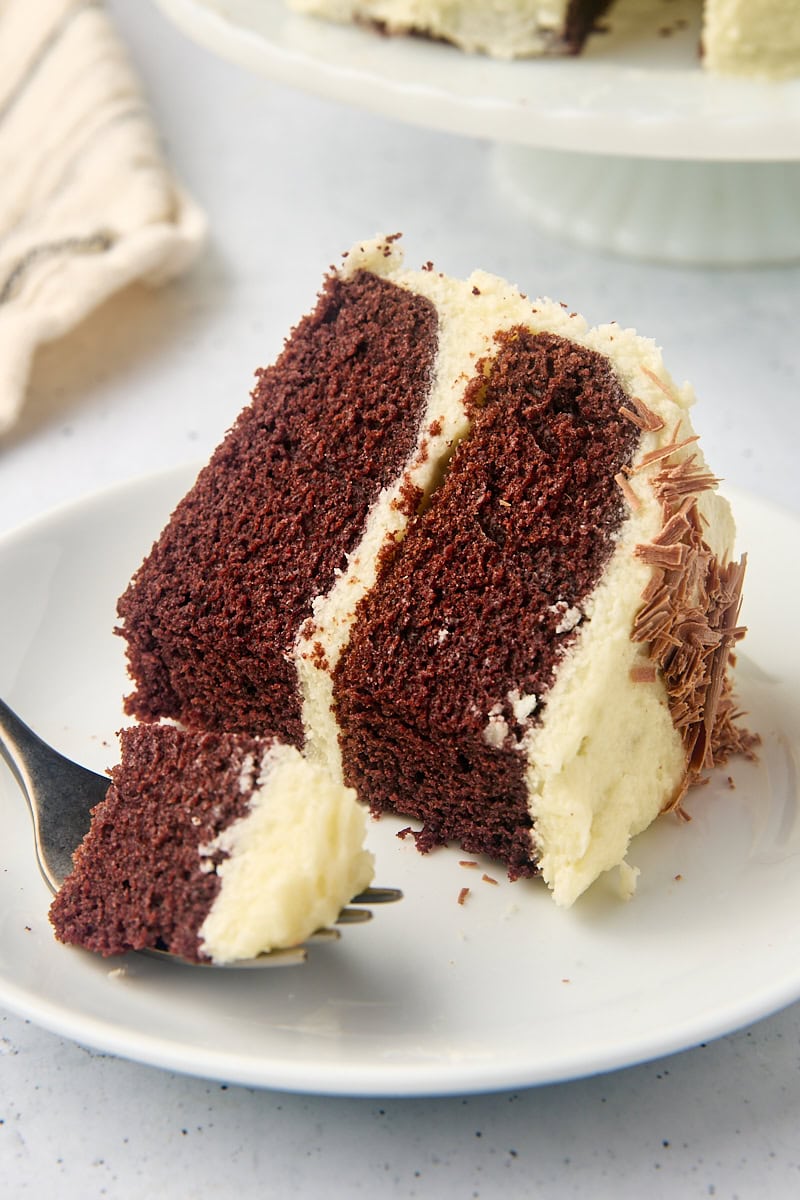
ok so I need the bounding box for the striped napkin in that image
[0,0,207,434]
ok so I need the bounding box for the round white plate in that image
[0,469,798,1097]
[154,0,800,160]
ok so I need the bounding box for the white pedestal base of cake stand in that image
[495,148,800,266]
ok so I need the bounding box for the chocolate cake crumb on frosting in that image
[113,235,754,907]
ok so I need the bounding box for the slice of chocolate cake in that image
[49,725,374,963]
[117,235,751,905]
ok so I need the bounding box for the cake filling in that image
[333,329,639,876]
[118,270,438,739]
[290,0,612,60]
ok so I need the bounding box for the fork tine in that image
[334,907,372,925]
[305,927,342,944]
[351,886,403,904]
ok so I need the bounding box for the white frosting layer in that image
[198,743,374,963]
[297,236,737,907]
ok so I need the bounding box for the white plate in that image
[0,468,799,1097]
[155,0,800,159]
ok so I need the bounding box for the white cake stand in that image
[154,0,800,264]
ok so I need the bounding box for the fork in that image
[0,698,400,968]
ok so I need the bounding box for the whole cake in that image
[287,0,800,77]
[288,0,611,60]
[116,235,751,906]
[49,724,374,963]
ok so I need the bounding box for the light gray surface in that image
[1,2,799,1195]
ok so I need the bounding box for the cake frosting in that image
[703,0,800,78]
[289,0,610,59]
[116,235,751,905]
[289,0,800,76]
[49,725,374,963]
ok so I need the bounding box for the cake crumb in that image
[458,887,470,905]
[617,861,640,900]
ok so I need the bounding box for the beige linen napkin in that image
[0,0,207,434]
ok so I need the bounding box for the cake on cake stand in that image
[153,0,800,263]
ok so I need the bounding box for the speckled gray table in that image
[2,3,799,1196]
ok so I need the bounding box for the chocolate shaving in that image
[650,503,694,545]
[619,396,665,433]
[635,541,690,570]
[652,455,720,504]
[630,433,700,474]
[629,664,657,683]
[640,364,678,404]
[632,461,756,807]
[615,472,641,511]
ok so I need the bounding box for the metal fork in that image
[0,698,400,968]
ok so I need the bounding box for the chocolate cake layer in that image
[49,726,261,961]
[334,329,640,876]
[118,270,438,738]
